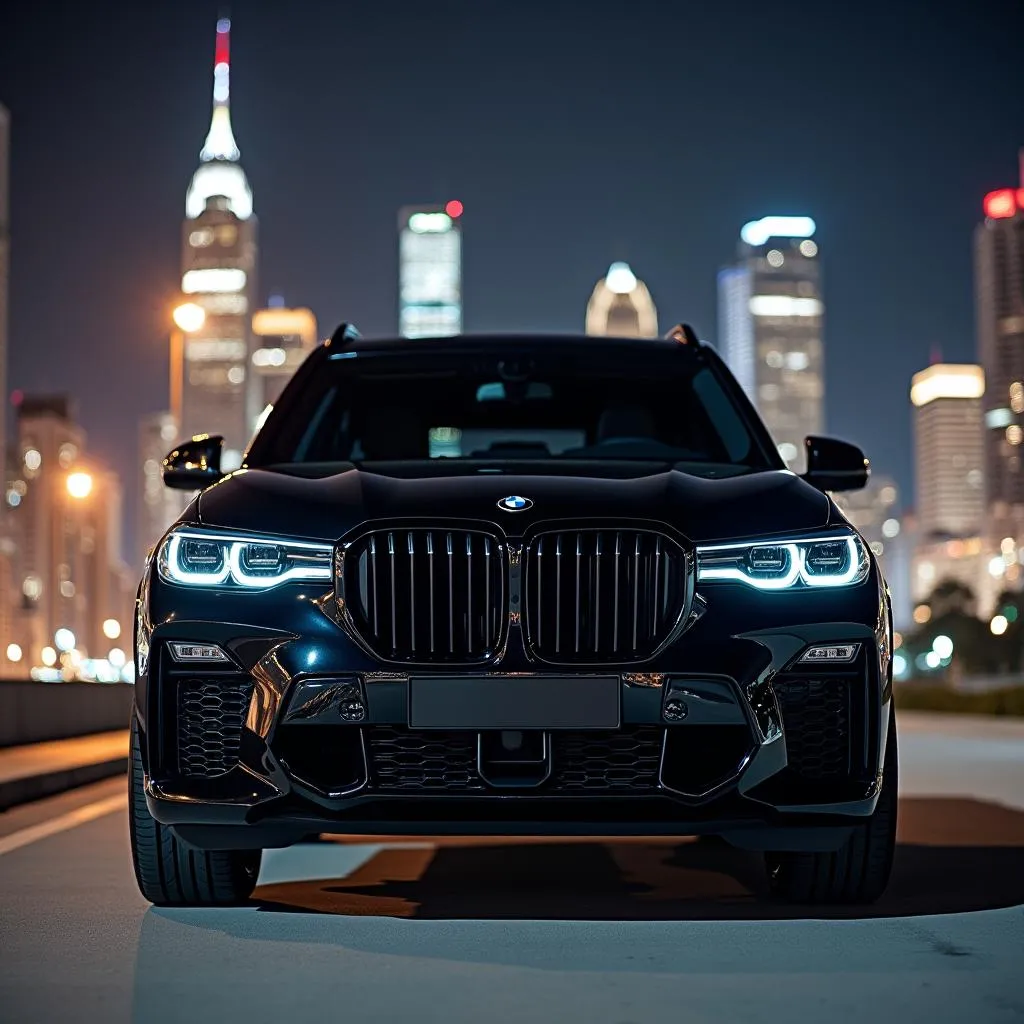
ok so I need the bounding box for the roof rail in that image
[325,322,362,348]
[664,323,701,346]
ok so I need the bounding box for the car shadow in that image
[250,797,1024,920]
[129,796,1024,1022]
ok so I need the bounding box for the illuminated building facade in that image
[585,262,658,337]
[0,104,8,514]
[250,306,318,427]
[833,475,910,628]
[718,216,824,472]
[910,364,985,538]
[180,18,257,469]
[3,396,133,677]
[975,152,1024,544]
[0,105,11,672]
[138,412,186,567]
[399,203,463,338]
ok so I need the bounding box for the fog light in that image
[339,694,366,722]
[664,698,688,721]
[168,642,230,663]
[798,643,860,664]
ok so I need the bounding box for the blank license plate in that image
[409,676,621,730]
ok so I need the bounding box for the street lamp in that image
[66,471,93,499]
[170,302,207,427]
[54,628,76,653]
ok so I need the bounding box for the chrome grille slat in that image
[466,534,473,650]
[524,528,690,664]
[536,536,544,649]
[408,532,416,655]
[343,526,504,664]
[653,537,661,634]
[388,532,397,653]
[613,533,621,651]
[575,533,582,654]
[369,535,379,637]
[427,532,435,654]
[555,534,563,655]
[484,537,492,648]
[447,532,454,655]
[632,533,641,652]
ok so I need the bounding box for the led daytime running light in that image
[159,530,333,589]
[696,534,868,591]
[699,543,803,590]
[163,534,230,586]
[227,542,332,588]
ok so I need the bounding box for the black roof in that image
[324,323,706,355]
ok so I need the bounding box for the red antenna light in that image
[215,18,231,67]
[445,200,464,218]
[984,188,1017,219]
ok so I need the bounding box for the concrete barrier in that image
[0,681,135,748]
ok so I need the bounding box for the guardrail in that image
[0,681,135,748]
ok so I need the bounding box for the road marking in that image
[0,794,126,856]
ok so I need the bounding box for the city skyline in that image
[585,262,658,338]
[718,217,823,474]
[179,17,258,467]
[1,1,1023,560]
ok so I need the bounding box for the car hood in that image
[195,464,834,545]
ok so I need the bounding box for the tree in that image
[927,578,977,619]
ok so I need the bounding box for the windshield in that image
[246,344,775,470]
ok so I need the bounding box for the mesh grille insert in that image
[177,676,254,778]
[773,676,852,781]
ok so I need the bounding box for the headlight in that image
[696,532,869,591]
[157,529,333,589]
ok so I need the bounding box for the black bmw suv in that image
[130,323,896,907]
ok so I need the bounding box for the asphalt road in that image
[2,711,1023,1024]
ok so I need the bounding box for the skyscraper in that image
[910,364,986,538]
[585,262,658,338]
[179,18,257,469]
[398,203,463,338]
[909,364,1002,618]
[718,216,823,472]
[0,105,11,673]
[250,305,318,426]
[0,104,8,498]
[975,151,1024,544]
[4,396,133,672]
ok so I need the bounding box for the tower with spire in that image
[178,17,258,468]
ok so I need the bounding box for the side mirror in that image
[162,434,224,491]
[802,435,869,492]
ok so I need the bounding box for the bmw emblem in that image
[498,495,533,513]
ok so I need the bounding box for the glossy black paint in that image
[162,434,225,491]
[135,333,893,849]
[803,435,870,493]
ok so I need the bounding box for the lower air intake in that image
[773,676,852,781]
[177,677,254,778]
[364,726,664,793]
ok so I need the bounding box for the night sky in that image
[1,0,1022,561]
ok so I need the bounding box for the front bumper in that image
[134,561,893,849]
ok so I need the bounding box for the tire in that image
[129,708,261,907]
[765,705,898,905]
